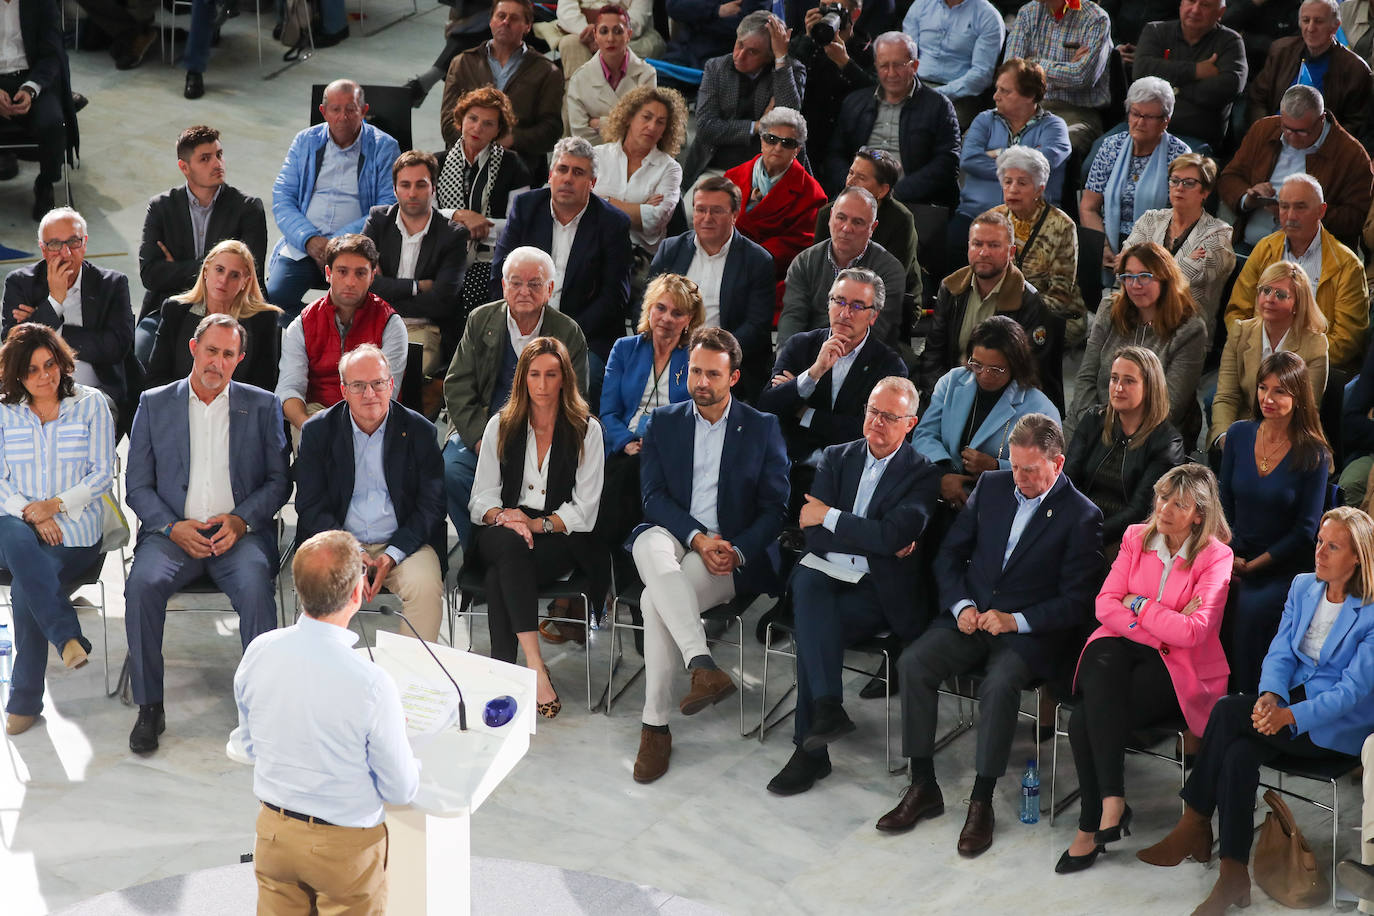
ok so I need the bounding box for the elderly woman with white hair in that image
[990,145,1085,332]
[1081,77,1192,262]
[725,105,828,297]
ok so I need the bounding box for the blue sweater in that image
[1220,420,1328,568]
[956,109,1072,217]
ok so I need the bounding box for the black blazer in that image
[826,79,961,207]
[363,204,470,347]
[933,471,1104,679]
[1063,410,1186,544]
[804,439,942,637]
[143,299,281,393]
[137,184,268,321]
[756,327,908,459]
[2,260,136,406]
[489,188,632,359]
[295,400,448,570]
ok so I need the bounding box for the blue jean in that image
[183,0,215,72]
[266,249,326,325]
[124,532,279,705]
[443,437,480,551]
[0,516,100,716]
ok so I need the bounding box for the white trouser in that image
[1362,733,1374,913]
[632,526,735,727]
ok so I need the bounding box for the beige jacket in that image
[1210,316,1329,441]
[566,50,658,143]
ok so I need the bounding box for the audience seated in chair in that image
[556,0,665,92]
[816,149,920,305]
[786,0,878,165]
[124,314,291,756]
[565,4,660,144]
[629,327,789,784]
[1003,0,1112,157]
[295,345,447,642]
[660,0,769,70]
[1246,0,1371,138]
[900,0,1004,128]
[0,0,67,220]
[591,85,688,262]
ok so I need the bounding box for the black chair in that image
[309,84,413,151]
[1077,225,1108,317]
[1259,752,1363,908]
[910,203,951,313]
[398,341,425,412]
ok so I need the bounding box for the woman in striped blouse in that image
[0,324,115,736]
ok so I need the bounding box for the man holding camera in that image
[787,0,885,163]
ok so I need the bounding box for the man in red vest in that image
[275,234,409,444]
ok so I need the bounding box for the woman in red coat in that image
[725,106,827,313]
[1056,462,1233,874]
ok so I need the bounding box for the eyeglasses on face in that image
[505,279,548,292]
[827,295,875,313]
[760,132,800,150]
[1117,271,1156,286]
[865,405,912,424]
[965,358,1007,377]
[1127,108,1166,122]
[1167,176,1201,189]
[344,379,392,394]
[41,236,85,253]
[1258,284,1294,302]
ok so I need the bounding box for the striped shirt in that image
[0,384,115,548]
[1004,0,1112,109]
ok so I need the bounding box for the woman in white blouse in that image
[592,85,687,267]
[565,4,658,143]
[469,337,606,719]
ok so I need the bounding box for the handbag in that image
[1254,788,1328,908]
[99,492,130,553]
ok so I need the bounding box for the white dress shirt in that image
[184,384,235,520]
[1147,531,1189,599]
[1261,326,1291,361]
[0,0,38,98]
[469,414,605,531]
[1283,232,1324,293]
[591,142,683,252]
[548,201,588,312]
[394,208,431,282]
[47,271,100,388]
[507,306,544,357]
[818,445,897,577]
[686,233,732,328]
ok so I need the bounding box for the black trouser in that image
[1182,691,1343,861]
[1223,568,1294,694]
[594,450,642,552]
[1068,637,1182,833]
[75,0,155,43]
[0,72,64,185]
[476,524,577,664]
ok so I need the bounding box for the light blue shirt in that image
[1283,231,1324,291]
[950,481,1053,632]
[901,0,1005,99]
[343,412,405,563]
[687,398,730,543]
[296,134,364,257]
[819,445,896,576]
[186,183,223,260]
[796,329,870,465]
[487,40,526,91]
[230,615,421,828]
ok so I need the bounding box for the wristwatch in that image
[542,516,554,534]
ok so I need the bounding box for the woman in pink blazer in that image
[1055,463,1233,875]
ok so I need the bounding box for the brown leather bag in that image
[1254,789,1329,908]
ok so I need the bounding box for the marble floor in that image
[0,7,1361,914]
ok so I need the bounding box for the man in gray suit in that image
[124,314,292,755]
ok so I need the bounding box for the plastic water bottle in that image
[0,623,12,686]
[1020,758,1040,824]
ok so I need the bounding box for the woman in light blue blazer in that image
[913,315,1059,507]
[597,273,703,548]
[1139,507,1374,913]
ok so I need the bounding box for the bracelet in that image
[1130,595,1147,615]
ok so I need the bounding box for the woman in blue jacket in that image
[1139,507,1374,915]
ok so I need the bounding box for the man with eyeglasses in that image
[765,376,941,796]
[3,207,135,426]
[295,344,447,641]
[266,80,401,323]
[275,234,409,446]
[1226,172,1368,369]
[1248,0,1370,137]
[827,31,961,209]
[1218,84,1371,251]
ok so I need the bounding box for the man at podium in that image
[231,530,421,914]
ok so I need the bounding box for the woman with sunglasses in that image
[912,315,1058,510]
[726,107,827,303]
[1069,241,1208,445]
[1210,261,1328,451]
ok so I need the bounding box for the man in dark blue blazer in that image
[648,176,775,397]
[876,413,1101,856]
[123,315,291,755]
[630,327,789,784]
[296,344,447,640]
[766,377,941,796]
[489,137,631,364]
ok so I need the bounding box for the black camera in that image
[809,2,851,44]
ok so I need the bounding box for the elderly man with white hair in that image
[1248,0,1372,138]
[826,31,962,209]
[441,245,591,548]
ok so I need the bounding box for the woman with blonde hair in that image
[469,337,607,717]
[1211,260,1328,449]
[593,85,688,261]
[1064,346,1185,549]
[1056,463,1233,874]
[144,240,282,391]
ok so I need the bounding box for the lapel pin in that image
[1046,509,1053,518]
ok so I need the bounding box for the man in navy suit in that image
[123,315,291,755]
[630,327,789,784]
[766,376,941,796]
[876,413,1101,856]
[647,176,774,397]
[489,136,631,366]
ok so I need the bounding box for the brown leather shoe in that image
[875,781,945,833]
[679,667,735,715]
[5,713,37,735]
[957,799,995,856]
[61,639,88,670]
[539,599,587,645]
[633,727,671,783]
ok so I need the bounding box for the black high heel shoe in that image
[1055,843,1106,874]
[1094,804,1133,845]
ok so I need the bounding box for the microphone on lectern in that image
[380,605,468,732]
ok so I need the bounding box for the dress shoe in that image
[1094,803,1133,845]
[61,638,88,669]
[535,672,560,719]
[875,780,944,833]
[800,699,855,753]
[1191,857,1250,915]
[32,180,54,223]
[129,702,166,754]
[1339,859,1374,901]
[0,151,16,180]
[1137,803,1213,866]
[859,668,897,699]
[632,726,670,783]
[5,713,37,735]
[313,24,349,47]
[1055,842,1106,874]
[114,28,157,70]
[184,71,205,99]
[405,77,427,109]
[957,799,995,856]
[679,667,735,715]
[766,747,831,796]
[71,92,88,113]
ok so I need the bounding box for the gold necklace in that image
[1257,428,1288,473]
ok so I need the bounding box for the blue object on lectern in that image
[483,695,517,727]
